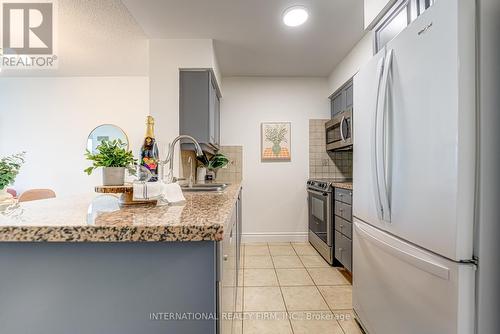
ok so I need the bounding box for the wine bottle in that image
[140,116,160,181]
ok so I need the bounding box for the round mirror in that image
[86,124,129,154]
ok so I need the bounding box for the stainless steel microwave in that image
[325,109,353,151]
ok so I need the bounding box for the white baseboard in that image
[241,232,308,243]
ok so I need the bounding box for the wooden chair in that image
[18,189,56,203]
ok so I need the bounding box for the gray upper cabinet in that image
[345,82,353,110]
[180,69,221,152]
[331,91,344,117]
[330,79,353,118]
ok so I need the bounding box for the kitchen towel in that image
[133,181,186,204]
[162,182,186,204]
[133,181,163,200]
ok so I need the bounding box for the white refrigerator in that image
[352,0,477,333]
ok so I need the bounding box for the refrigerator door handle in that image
[354,221,450,280]
[373,56,386,221]
[376,49,393,222]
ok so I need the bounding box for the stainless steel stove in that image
[307,178,350,264]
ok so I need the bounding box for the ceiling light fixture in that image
[282,6,309,27]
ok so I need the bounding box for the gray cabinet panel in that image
[335,188,353,205]
[220,207,236,334]
[334,231,343,264]
[333,186,353,272]
[335,215,352,239]
[330,79,354,118]
[215,95,220,146]
[208,76,216,145]
[0,242,217,334]
[335,201,352,221]
[236,191,242,272]
[219,195,242,334]
[342,236,352,272]
[210,78,220,147]
[180,71,210,143]
[334,231,352,272]
[345,83,353,110]
[180,70,221,150]
[331,92,344,117]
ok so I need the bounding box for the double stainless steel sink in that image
[180,183,229,192]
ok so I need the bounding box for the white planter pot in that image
[102,167,125,186]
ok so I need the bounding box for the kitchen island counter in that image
[0,184,243,334]
[0,183,241,242]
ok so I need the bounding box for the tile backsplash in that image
[181,146,243,183]
[309,119,352,179]
[216,146,243,183]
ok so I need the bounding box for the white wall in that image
[0,77,149,196]
[328,32,374,94]
[1,0,149,77]
[220,77,330,242]
[0,1,151,196]
[364,0,398,29]
[148,39,222,173]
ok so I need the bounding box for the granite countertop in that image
[0,183,241,243]
[332,182,353,191]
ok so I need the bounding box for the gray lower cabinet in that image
[334,231,352,272]
[334,215,352,239]
[333,188,353,272]
[218,191,242,334]
[334,188,352,205]
[0,242,218,334]
[180,69,221,152]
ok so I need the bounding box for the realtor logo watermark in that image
[0,0,58,70]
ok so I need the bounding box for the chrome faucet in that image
[161,135,204,183]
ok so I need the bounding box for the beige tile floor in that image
[234,242,363,334]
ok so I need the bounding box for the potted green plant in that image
[84,139,137,186]
[197,153,229,181]
[0,152,25,204]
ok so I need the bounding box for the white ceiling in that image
[121,0,365,77]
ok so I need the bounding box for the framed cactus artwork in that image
[261,122,291,162]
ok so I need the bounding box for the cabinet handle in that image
[339,248,344,252]
[224,255,228,261]
[340,224,344,228]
